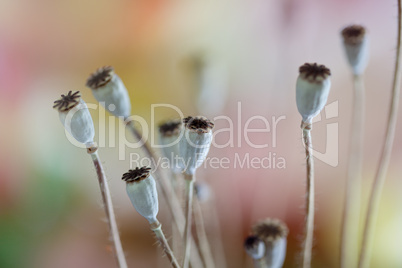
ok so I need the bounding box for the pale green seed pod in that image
[178,116,214,175]
[341,25,369,75]
[53,91,95,146]
[122,167,158,224]
[252,218,289,268]
[296,63,331,123]
[86,66,131,118]
[158,119,183,174]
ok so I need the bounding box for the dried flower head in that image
[244,235,266,260]
[54,91,95,145]
[86,66,131,118]
[86,66,115,89]
[53,91,81,112]
[341,25,369,75]
[296,63,331,123]
[159,119,182,137]
[299,63,331,82]
[252,218,289,243]
[122,167,152,183]
[179,115,214,175]
[342,25,366,46]
[183,116,214,133]
[123,166,158,224]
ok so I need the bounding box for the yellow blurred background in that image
[1,0,402,267]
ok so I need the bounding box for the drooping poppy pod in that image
[179,116,214,175]
[53,90,95,146]
[122,167,159,224]
[252,218,289,268]
[341,25,369,75]
[296,63,331,124]
[86,66,131,118]
[158,119,183,174]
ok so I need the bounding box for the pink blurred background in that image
[1,0,402,267]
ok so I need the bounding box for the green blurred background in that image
[1,0,402,267]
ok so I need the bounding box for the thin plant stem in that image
[301,123,314,268]
[193,194,215,268]
[125,121,203,268]
[340,74,365,268]
[150,220,181,268]
[89,149,127,268]
[359,1,402,267]
[183,174,195,268]
[208,194,227,268]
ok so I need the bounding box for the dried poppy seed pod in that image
[244,235,266,260]
[86,66,131,118]
[252,218,289,268]
[53,91,95,146]
[341,25,369,75]
[296,63,331,124]
[122,167,159,224]
[179,116,214,175]
[158,119,183,174]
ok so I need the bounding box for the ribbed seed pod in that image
[179,116,214,175]
[296,63,331,123]
[86,66,131,118]
[53,91,95,146]
[122,167,158,224]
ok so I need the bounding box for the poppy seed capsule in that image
[341,25,369,75]
[179,116,214,175]
[53,91,95,145]
[122,167,159,224]
[86,66,131,118]
[159,119,183,174]
[252,218,289,268]
[244,235,266,260]
[296,63,331,123]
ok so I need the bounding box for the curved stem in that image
[301,123,314,268]
[183,175,195,268]
[90,150,127,268]
[150,221,181,268]
[359,1,402,267]
[340,74,365,268]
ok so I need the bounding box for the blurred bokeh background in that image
[2,0,402,267]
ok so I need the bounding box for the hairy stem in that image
[301,123,314,268]
[89,150,127,268]
[359,1,402,267]
[150,221,181,268]
[193,194,215,268]
[183,175,195,268]
[340,74,365,268]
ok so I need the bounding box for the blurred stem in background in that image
[359,0,402,267]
